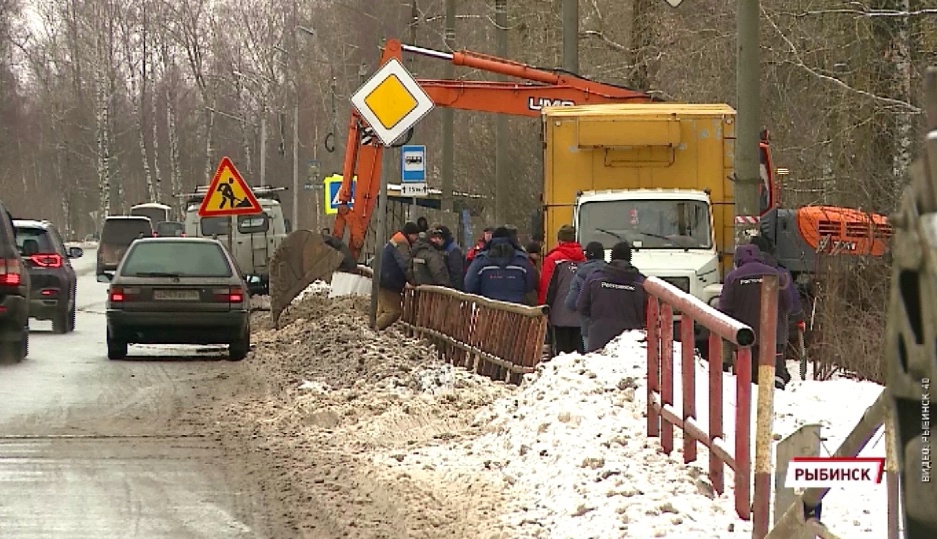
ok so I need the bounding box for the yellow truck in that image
[540,103,742,308]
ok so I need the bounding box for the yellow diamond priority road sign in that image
[350,58,434,146]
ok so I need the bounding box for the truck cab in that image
[574,188,723,307]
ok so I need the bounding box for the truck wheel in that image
[107,329,128,360]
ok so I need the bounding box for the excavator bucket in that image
[268,230,349,328]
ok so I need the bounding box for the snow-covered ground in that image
[372,331,888,539]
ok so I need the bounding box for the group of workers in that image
[373,218,803,390]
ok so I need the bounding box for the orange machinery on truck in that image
[268,38,889,321]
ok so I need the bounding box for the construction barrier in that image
[400,285,549,384]
[644,276,758,521]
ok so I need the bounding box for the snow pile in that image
[294,280,330,303]
[377,331,747,538]
[378,331,890,538]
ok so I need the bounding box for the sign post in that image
[349,57,434,328]
[198,156,263,256]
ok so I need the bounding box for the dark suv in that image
[0,202,30,361]
[14,219,82,334]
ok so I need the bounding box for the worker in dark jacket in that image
[564,241,607,350]
[435,224,464,290]
[718,243,792,389]
[749,234,802,387]
[464,226,536,304]
[376,221,420,330]
[539,225,586,305]
[546,252,586,355]
[410,229,450,286]
[577,241,647,353]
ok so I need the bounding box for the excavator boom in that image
[330,38,654,259]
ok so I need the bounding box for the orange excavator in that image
[267,38,890,327]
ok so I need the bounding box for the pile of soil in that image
[195,287,518,538]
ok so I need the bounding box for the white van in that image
[181,186,290,294]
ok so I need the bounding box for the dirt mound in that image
[198,287,516,537]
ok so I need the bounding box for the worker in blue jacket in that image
[464,226,536,304]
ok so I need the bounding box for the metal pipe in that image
[643,277,755,345]
[400,43,454,61]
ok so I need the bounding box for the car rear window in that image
[102,219,152,245]
[14,227,55,254]
[120,241,233,277]
[156,221,184,236]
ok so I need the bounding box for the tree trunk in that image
[891,0,913,201]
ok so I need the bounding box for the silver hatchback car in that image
[98,237,251,360]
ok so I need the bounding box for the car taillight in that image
[109,287,124,302]
[212,287,244,303]
[0,258,21,287]
[30,253,63,268]
[109,286,140,302]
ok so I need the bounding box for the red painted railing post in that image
[708,333,725,494]
[647,296,661,438]
[640,277,755,522]
[660,303,674,455]
[736,345,753,521]
[681,314,697,463]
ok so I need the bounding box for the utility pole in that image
[441,0,455,213]
[260,111,267,186]
[562,0,578,73]
[494,0,508,225]
[291,0,299,229]
[734,0,761,245]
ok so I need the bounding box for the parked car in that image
[96,216,154,276]
[0,201,29,361]
[99,237,251,361]
[155,220,185,237]
[13,219,82,334]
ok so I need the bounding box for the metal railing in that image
[645,275,760,522]
[400,285,549,384]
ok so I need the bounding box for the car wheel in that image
[228,328,250,361]
[0,326,27,363]
[67,303,76,332]
[52,307,69,334]
[107,330,128,360]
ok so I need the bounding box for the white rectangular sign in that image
[401,183,428,197]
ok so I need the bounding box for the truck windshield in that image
[578,199,712,249]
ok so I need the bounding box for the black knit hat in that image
[492,226,511,239]
[435,224,452,241]
[402,222,420,235]
[584,241,604,260]
[610,241,632,262]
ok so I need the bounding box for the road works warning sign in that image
[198,157,262,217]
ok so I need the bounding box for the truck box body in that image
[541,103,737,279]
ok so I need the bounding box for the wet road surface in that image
[0,250,272,538]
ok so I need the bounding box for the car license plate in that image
[153,289,200,301]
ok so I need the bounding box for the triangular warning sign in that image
[198,157,263,217]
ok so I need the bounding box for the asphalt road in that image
[0,249,271,538]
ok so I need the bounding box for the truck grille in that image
[659,276,690,293]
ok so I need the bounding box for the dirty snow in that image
[378,331,890,539]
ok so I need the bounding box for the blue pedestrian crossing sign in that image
[324,174,356,215]
[401,145,426,183]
